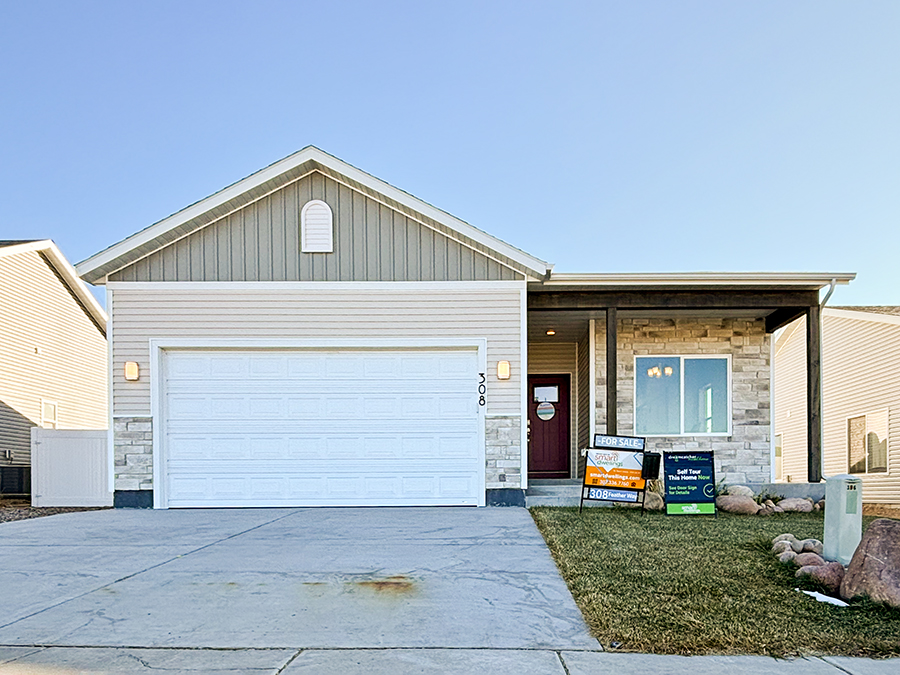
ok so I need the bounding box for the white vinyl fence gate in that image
[31,429,112,507]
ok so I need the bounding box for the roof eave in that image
[536,272,857,290]
[2,240,107,332]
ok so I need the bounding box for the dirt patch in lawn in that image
[0,498,110,524]
[531,507,900,657]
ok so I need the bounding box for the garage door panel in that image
[162,348,483,507]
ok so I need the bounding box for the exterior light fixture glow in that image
[124,362,140,381]
[497,360,511,380]
[546,330,556,336]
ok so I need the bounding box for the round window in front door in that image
[536,401,556,421]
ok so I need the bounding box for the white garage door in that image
[161,349,483,507]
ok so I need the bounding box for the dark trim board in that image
[486,489,526,507]
[528,290,820,313]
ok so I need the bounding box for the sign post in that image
[662,451,717,516]
[580,434,647,513]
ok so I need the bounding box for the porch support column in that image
[806,304,822,483]
[606,307,617,436]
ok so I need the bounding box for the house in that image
[75,147,853,508]
[775,307,900,506]
[0,240,108,495]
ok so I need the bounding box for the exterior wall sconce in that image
[124,362,140,381]
[497,360,511,380]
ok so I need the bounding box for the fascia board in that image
[540,272,857,288]
[77,146,551,280]
[825,307,900,328]
[3,240,107,332]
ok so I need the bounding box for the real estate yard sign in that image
[663,451,717,515]
[580,434,647,511]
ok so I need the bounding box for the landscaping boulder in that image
[793,552,826,568]
[764,499,777,509]
[778,498,814,513]
[716,495,760,515]
[773,506,785,513]
[796,562,845,595]
[772,540,793,554]
[840,518,900,607]
[817,499,825,512]
[778,550,798,564]
[644,491,664,511]
[800,539,824,555]
[790,538,805,552]
[726,485,755,498]
[773,533,798,545]
[757,506,774,516]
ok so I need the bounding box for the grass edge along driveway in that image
[530,507,900,658]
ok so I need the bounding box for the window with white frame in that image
[300,199,334,253]
[848,410,888,474]
[634,356,731,436]
[41,400,58,429]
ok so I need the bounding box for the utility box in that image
[823,474,863,565]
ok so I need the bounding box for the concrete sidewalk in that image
[0,647,897,673]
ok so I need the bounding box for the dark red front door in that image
[528,374,570,478]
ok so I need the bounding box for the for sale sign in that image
[584,448,646,492]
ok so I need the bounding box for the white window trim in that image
[633,354,733,438]
[40,398,58,429]
[846,409,890,476]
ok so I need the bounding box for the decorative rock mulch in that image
[771,532,846,601]
[0,502,110,524]
[714,485,825,516]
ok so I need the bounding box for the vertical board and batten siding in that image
[528,342,579,476]
[111,285,523,418]
[0,251,108,465]
[773,318,809,483]
[775,313,900,503]
[110,172,522,283]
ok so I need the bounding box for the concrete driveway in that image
[0,506,597,672]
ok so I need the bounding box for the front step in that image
[525,479,611,507]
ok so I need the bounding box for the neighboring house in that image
[76,147,853,509]
[0,240,108,495]
[775,307,900,505]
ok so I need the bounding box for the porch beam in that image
[807,305,823,483]
[606,308,617,436]
[765,308,807,333]
[528,290,819,311]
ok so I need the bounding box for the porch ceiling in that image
[527,308,773,343]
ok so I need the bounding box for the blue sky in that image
[1,1,897,305]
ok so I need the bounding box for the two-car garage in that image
[157,347,485,508]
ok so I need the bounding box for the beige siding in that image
[775,312,900,504]
[110,172,523,283]
[111,284,523,417]
[576,328,592,477]
[528,341,579,476]
[528,343,577,374]
[773,318,808,483]
[0,251,107,466]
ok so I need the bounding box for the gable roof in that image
[0,240,107,333]
[76,146,552,283]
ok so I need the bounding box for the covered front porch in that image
[523,273,854,490]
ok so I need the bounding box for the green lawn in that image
[530,507,900,657]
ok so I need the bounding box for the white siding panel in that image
[775,312,900,503]
[112,284,523,417]
[0,251,107,467]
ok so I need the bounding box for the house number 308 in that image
[478,373,486,406]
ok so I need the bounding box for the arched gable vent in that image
[301,200,334,253]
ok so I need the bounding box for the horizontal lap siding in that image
[773,319,808,482]
[821,315,900,503]
[111,172,522,283]
[0,252,107,465]
[111,286,522,417]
